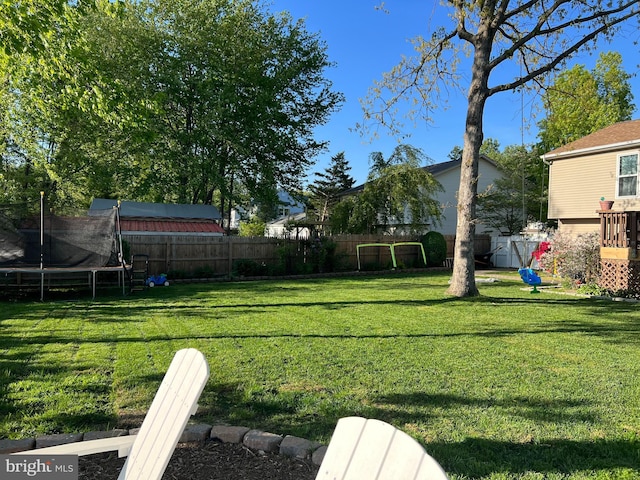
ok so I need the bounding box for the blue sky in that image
[268,1,640,186]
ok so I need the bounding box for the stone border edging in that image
[0,423,328,467]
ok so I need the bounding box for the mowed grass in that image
[1,271,639,479]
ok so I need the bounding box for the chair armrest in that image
[14,435,137,458]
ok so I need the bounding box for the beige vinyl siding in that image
[548,151,616,220]
[557,219,600,236]
[549,148,640,222]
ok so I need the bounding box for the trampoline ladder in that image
[130,254,149,293]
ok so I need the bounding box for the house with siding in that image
[340,155,503,236]
[229,191,306,232]
[542,119,640,235]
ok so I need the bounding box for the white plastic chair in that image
[316,416,448,480]
[16,348,210,480]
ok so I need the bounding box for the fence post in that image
[227,237,234,276]
[165,240,171,273]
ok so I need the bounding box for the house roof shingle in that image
[338,155,495,197]
[543,119,640,159]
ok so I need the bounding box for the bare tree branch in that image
[489,6,639,95]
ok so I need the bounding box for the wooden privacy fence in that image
[123,234,491,277]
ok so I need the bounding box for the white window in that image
[617,152,640,197]
[278,206,291,217]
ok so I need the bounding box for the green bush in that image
[193,265,215,278]
[277,243,311,275]
[238,219,266,237]
[275,238,343,275]
[167,269,189,279]
[420,231,448,267]
[232,258,268,277]
[308,237,340,273]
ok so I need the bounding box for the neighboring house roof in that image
[542,119,640,161]
[120,219,225,234]
[266,212,311,239]
[90,199,221,220]
[266,212,308,227]
[338,155,496,196]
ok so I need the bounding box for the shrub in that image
[167,269,189,279]
[238,219,266,237]
[308,237,340,273]
[275,237,343,275]
[193,265,215,278]
[538,231,600,286]
[277,243,312,275]
[420,231,448,267]
[232,259,268,277]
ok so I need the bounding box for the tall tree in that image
[133,0,343,221]
[331,144,442,234]
[0,0,67,56]
[309,152,355,225]
[0,0,93,211]
[477,144,546,235]
[360,1,640,297]
[539,51,635,150]
[2,0,343,216]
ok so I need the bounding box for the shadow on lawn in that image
[0,361,118,436]
[428,436,639,478]
[366,392,639,477]
[1,297,640,354]
[198,384,638,478]
[2,293,640,346]
[375,392,599,425]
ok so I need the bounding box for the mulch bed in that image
[79,440,319,479]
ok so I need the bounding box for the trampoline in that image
[0,194,129,299]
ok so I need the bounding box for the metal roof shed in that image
[90,199,221,221]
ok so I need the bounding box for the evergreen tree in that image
[309,152,354,224]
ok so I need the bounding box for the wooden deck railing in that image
[599,211,639,249]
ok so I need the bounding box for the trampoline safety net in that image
[0,208,120,268]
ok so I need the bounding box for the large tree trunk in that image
[446,37,491,297]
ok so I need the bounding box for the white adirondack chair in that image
[16,348,210,480]
[316,417,448,480]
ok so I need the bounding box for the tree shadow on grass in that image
[194,383,639,478]
[374,391,599,427]
[429,436,639,478]
[368,391,638,477]
[204,383,638,478]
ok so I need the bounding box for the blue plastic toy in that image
[146,274,169,287]
[518,267,541,293]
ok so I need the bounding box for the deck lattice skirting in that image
[599,258,640,292]
[598,211,640,293]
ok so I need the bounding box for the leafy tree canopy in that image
[331,144,442,234]
[539,51,635,150]
[448,140,547,236]
[477,144,547,235]
[1,0,343,218]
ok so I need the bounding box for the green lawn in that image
[1,272,639,479]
